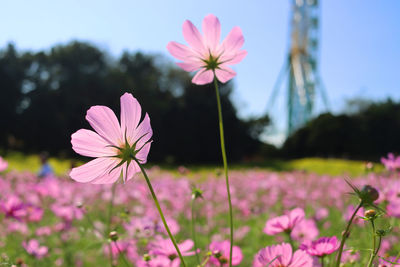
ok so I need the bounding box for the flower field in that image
[1,11,399,267]
[1,164,400,266]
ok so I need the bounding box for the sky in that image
[2,0,400,144]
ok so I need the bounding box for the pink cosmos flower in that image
[209,240,243,266]
[137,255,178,267]
[0,156,8,171]
[22,239,48,259]
[0,195,27,220]
[70,92,152,184]
[381,153,400,172]
[253,243,312,267]
[300,236,340,257]
[264,208,305,235]
[291,218,319,242]
[149,238,195,259]
[167,14,247,85]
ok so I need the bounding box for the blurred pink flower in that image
[137,255,178,267]
[300,236,340,257]
[149,238,195,259]
[291,219,319,242]
[381,153,400,171]
[264,208,305,235]
[209,240,243,266]
[167,14,247,85]
[22,239,48,259]
[253,243,312,267]
[70,92,152,184]
[104,240,138,263]
[0,195,27,220]
[51,204,84,222]
[0,156,8,171]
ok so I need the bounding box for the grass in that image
[3,152,384,177]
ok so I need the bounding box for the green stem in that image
[136,160,187,267]
[107,183,117,267]
[367,235,382,267]
[191,198,201,265]
[335,201,363,267]
[367,220,376,267]
[114,241,132,267]
[320,256,325,267]
[286,231,295,249]
[213,76,234,267]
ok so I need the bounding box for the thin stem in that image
[199,253,211,267]
[107,183,117,267]
[114,241,131,267]
[392,251,400,267]
[320,256,325,267]
[368,236,382,267]
[286,231,295,249]
[136,160,187,267]
[367,220,376,267]
[335,201,363,267]
[191,198,201,265]
[213,76,234,267]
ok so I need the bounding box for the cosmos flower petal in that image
[121,161,140,182]
[290,250,313,267]
[280,243,293,266]
[215,65,237,83]
[136,142,152,164]
[120,93,141,141]
[86,105,122,146]
[71,129,115,158]
[70,157,119,183]
[183,20,206,54]
[167,41,198,62]
[192,69,214,85]
[202,14,221,51]
[133,113,153,147]
[178,240,194,253]
[176,62,204,72]
[222,26,245,53]
[222,50,248,65]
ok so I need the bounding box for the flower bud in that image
[360,185,379,203]
[191,188,203,200]
[109,231,118,241]
[143,253,151,262]
[364,209,377,219]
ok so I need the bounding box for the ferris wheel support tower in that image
[268,0,329,136]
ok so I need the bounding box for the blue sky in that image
[2,1,400,143]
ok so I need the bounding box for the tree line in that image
[0,41,267,163]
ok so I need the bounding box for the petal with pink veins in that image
[86,106,122,146]
[176,62,203,72]
[192,69,214,85]
[222,26,245,53]
[120,93,141,141]
[135,142,152,164]
[183,20,206,54]
[221,50,248,65]
[70,157,120,183]
[202,14,221,51]
[71,129,115,158]
[132,113,153,147]
[215,65,236,83]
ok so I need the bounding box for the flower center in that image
[204,53,221,71]
[117,142,137,163]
